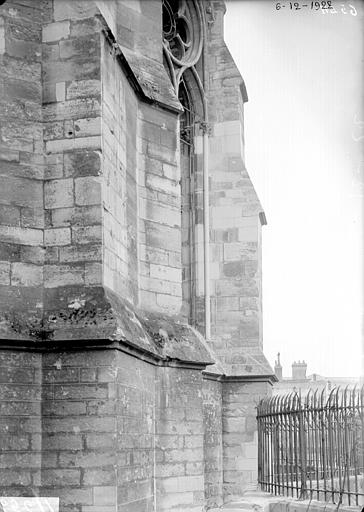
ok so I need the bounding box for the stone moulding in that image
[203,370,277,385]
[162,0,205,92]
[0,285,215,369]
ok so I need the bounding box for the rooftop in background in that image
[272,353,359,396]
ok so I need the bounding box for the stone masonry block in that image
[93,486,117,506]
[158,475,204,492]
[52,206,101,227]
[72,225,102,244]
[53,1,98,21]
[145,222,181,253]
[156,293,181,314]
[0,226,43,246]
[43,98,101,123]
[0,261,10,285]
[164,448,204,463]
[162,162,179,181]
[59,244,101,263]
[74,117,101,137]
[42,469,81,487]
[44,264,84,287]
[21,208,45,229]
[159,491,196,509]
[42,21,70,42]
[140,276,181,298]
[11,262,42,287]
[66,79,101,100]
[0,177,43,208]
[146,173,179,196]
[85,262,102,285]
[75,177,101,206]
[44,179,74,209]
[141,199,180,228]
[0,148,20,163]
[150,264,181,283]
[0,18,4,56]
[64,150,101,178]
[46,136,101,153]
[44,228,71,246]
[82,468,114,486]
[59,35,100,60]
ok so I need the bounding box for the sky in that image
[225,0,364,378]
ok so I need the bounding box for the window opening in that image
[179,80,196,324]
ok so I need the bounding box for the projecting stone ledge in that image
[101,16,183,114]
[0,285,214,368]
[225,348,276,379]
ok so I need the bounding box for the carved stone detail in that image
[162,0,204,92]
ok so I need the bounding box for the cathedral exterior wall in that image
[0,0,275,509]
[137,102,183,315]
[222,380,272,500]
[102,36,139,304]
[206,4,266,375]
[0,346,213,511]
[203,377,224,509]
[156,366,206,511]
[0,350,42,494]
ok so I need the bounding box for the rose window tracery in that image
[162,0,203,92]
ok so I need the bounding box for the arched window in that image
[162,0,203,94]
[162,0,205,327]
[179,79,196,323]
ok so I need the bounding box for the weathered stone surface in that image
[42,21,70,42]
[44,179,74,209]
[0,1,275,508]
[51,205,101,227]
[0,262,11,285]
[75,176,101,206]
[118,44,182,113]
[63,149,101,177]
[44,227,71,246]
[11,262,42,287]
[222,380,273,500]
[203,378,223,509]
[0,226,43,246]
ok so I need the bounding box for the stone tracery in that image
[162,0,204,92]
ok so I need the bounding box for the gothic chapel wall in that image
[0,0,275,510]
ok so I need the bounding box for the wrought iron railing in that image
[257,386,364,506]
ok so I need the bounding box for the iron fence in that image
[257,386,364,506]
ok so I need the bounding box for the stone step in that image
[223,502,259,508]
[219,491,276,511]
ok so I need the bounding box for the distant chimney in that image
[274,352,282,380]
[292,360,307,380]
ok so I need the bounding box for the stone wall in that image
[203,377,223,509]
[0,346,213,511]
[138,102,183,316]
[0,0,275,509]
[42,0,102,293]
[116,350,156,511]
[41,349,118,511]
[101,35,138,304]
[206,1,267,377]
[0,0,44,331]
[156,367,205,511]
[222,380,272,501]
[0,351,42,495]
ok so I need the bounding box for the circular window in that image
[162,0,203,70]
